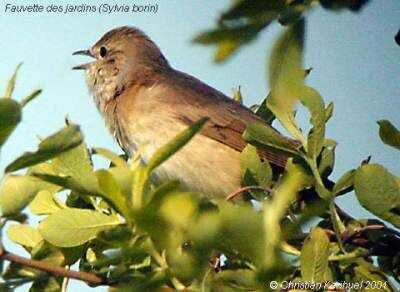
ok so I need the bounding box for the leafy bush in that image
[0,1,399,291]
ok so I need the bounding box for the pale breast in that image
[118,107,241,198]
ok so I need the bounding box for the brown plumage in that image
[73,26,292,197]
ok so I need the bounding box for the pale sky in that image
[0,1,399,291]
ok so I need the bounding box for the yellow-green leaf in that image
[29,190,64,215]
[39,208,122,247]
[377,120,400,151]
[96,169,132,219]
[268,19,305,143]
[300,227,330,282]
[52,143,99,194]
[4,63,22,99]
[0,175,42,216]
[7,224,43,248]
[354,164,400,228]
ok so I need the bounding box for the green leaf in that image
[219,202,265,264]
[377,120,400,151]
[255,95,275,125]
[160,192,198,228]
[29,190,64,215]
[52,143,99,194]
[211,269,257,290]
[267,19,305,143]
[300,227,330,282]
[26,162,60,192]
[107,166,133,198]
[220,0,284,21]
[264,160,313,265]
[32,173,97,196]
[30,277,61,292]
[232,86,243,104]
[0,175,42,216]
[194,24,265,44]
[214,40,242,63]
[194,14,274,62]
[92,147,128,167]
[352,259,395,291]
[354,164,400,228]
[320,0,371,12]
[7,224,43,248]
[395,29,400,46]
[20,89,42,108]
[39,208,122,247]
[325,102,334,123]
[5,125,84,173]
[299,86,326,159]
[147,117,208,172]
[96,169,132,219]
[243,122,301,157]
[0,98,22,148]
[2,262,39,280]
[318,144,335,178]
[145,180,180,206]
[31,241,65,265]
[4,63,22,99]
[332,169,355,196]
[240,144,272,189]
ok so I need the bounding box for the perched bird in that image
[73,26,290,198]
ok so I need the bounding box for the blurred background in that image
[0,0,399,290]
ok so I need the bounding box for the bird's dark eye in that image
[99,46,108,58]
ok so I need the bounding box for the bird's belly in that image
[122,115,241,198]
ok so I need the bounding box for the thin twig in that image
[226,186,272,201]
[0,250,105,285]
[61,266,70,292]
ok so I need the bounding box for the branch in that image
[0,249,105,286]
[226,185,272,201]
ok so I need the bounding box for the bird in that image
[73,26,291,198]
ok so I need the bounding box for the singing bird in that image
[73,26,290,198]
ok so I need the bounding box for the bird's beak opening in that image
[72,49,95,70]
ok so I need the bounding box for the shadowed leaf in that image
[243,122,301,157]
[332,169,355,196]
[0,98,22,148]
[377,120,400,151]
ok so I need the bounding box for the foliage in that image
[0,1,399,291]
[194,0,372,62]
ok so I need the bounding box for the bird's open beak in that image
[72,49,95,70]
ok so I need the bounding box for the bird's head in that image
[73,26,169,108]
